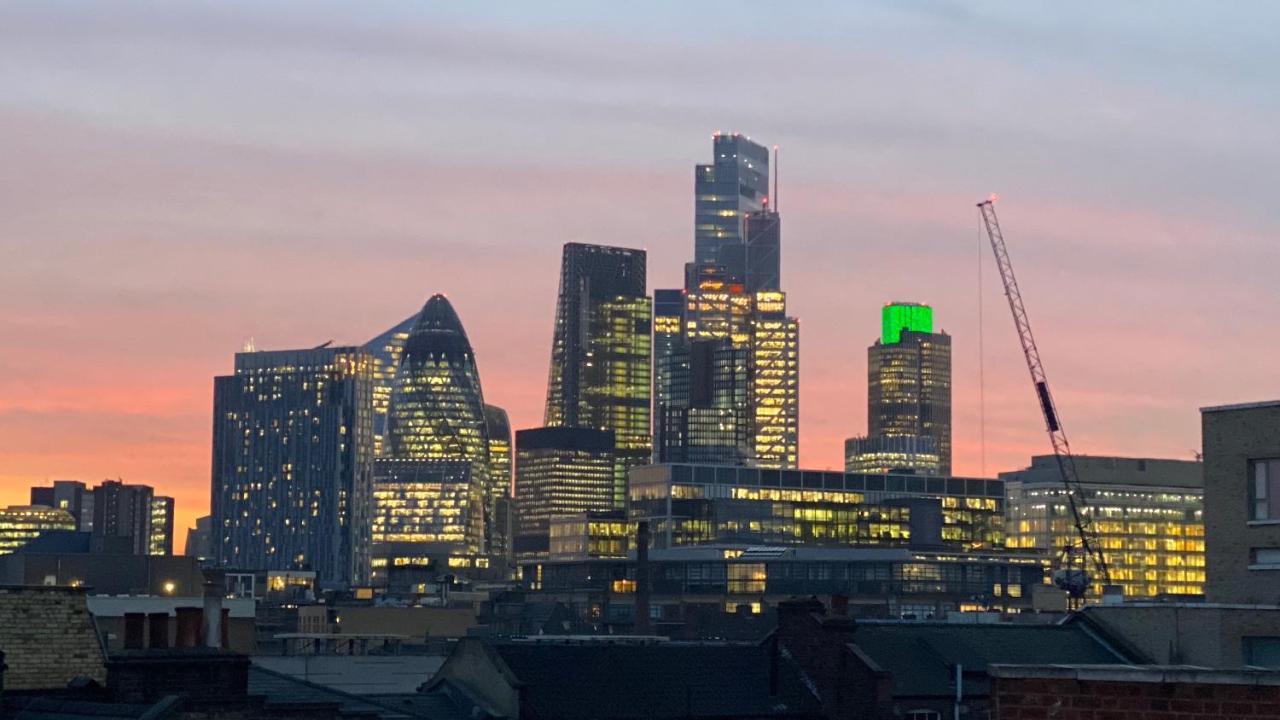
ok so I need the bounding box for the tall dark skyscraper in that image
[543,243,651,505]
[655,133,798,468]
[383,294,490,554]
[689,132,770,290]
[846,303,952,475]
[211,346,375,586]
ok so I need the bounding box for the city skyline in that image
[5,2,1280,539]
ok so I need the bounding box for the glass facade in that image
[211,346,374,586]
[656,278,799,468]
[845,435,942,475]
[525,547,1047,618]
[485,404,513,556]
[363,315,415,458]
[386,295,491,553]
[691,133,770,288]
[548,510,630,560]
[856,304,952,475]
[149,495,175,556]
[371,459,478,565]
[514,427,616,560]
[629,464,1003,551]
[543,243,651,505]
[0,505,76,555]
[1003,455,1205,599]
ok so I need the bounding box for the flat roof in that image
[990,664,1280,686]
[1200,399,1280,413]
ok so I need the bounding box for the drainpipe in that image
[954,663,963,720]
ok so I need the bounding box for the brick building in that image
[0,585,108,690]
[1202,400,1280,604]
[990,665,1280,720]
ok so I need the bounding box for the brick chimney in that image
[147,613,169,649]
[775,598,862,720]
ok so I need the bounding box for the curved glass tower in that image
[382,294,490,553]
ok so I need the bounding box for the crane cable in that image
[978,216,987,477]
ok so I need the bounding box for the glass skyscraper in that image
[364,315,415,458]
[656,133,798,469]
[385,294,490,554]
[847,303,952,475]
[543,243,651,506]
[690,132,770,290]
[211,346,375,586]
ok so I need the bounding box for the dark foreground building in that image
[426,636,822,719]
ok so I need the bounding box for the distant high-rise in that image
[690,133,770,289]
[30,480,92,532]
[484,404,513,557]
[658,133,797,468]
[543,243,651,505]
[513,427,615,560]
[149,495,175,556]
[31,479,174,554]
[364,315,415,457]
[211,346,375,586]
[847,303,952,475]
[92,480,155,556]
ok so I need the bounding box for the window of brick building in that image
[1249,459,1280,520]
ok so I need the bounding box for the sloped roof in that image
[247,665,465,720]
[851,621,1130,697]
[2,695,182,720]
[491,640,821,719]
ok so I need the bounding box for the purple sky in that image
[3,1,1278,533]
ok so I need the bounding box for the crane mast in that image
[976,198,1112,601]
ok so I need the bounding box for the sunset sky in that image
[3,2,1278,537]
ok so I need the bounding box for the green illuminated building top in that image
[881,303,933,345]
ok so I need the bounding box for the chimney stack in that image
[147,612,169,649]
[123,613,146,650]
[202,575,224,649]
[175,607,202,648]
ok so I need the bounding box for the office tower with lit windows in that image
[690,132,770,290]
[211,345,375,587]
[658,133,798,469]
[543,243,651,506]
[485,404,513,557]
[847,303,951,475]
[513,427,616,560]
[0,505,77,555]
[655,277,799,468]
[364,315,415,457]
[370,459,480,584]
[30,480,92,531]
[149,495,175,556]
[384,294,492,554]
[1002,455,1204,599]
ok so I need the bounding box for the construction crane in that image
[976,197,1112,607]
